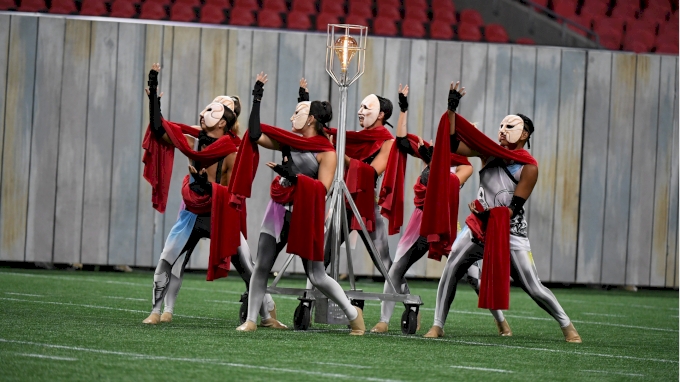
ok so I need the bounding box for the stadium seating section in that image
[1,0,676,53]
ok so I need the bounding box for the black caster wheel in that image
[238,292,248,325]
[293,301,311,330]
[350,299,365,311]
[401,308,418,335]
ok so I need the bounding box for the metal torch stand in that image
[265,84,423,334]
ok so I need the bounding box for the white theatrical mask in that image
[291,101,311,133]
[358,94,380,128]
[199,96,236,128]
[498,114,525,144]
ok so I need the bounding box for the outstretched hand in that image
[448,81,466,113]
[398,84,409,112]
[398,83,409,97]
[256,71,268,85]
[300,78,308,91]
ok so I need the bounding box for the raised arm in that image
[446,81,480,158]
[298,78,309,102]
[145,63,169,144]
[395,84,418,157]
[248,72,280,150]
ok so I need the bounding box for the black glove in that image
[189,171,212,196]
[148,69,158,89]
[448,87,463,113]
[252,80,265,103]
[148,70,165,139]
[298,87,309,102]
[271,160,297,185]
[398,92,408,112]
[418,144,433,164]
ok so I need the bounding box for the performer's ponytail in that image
[310,100,333,137]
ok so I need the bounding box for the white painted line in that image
[581,370,644,377]
[582,312,626,317]
[13,353,78,361]
[0,339,400,382]
[206,300,240,305]
[103,296,146,301]
[450,366,512,373]
[561,298,678,311]
[4,292,44,297]
[314,361,372,369]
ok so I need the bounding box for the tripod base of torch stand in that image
[265,179,423,327]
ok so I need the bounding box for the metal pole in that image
[330,85,349,280]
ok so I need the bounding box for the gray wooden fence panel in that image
[81,21,119,265]
[53,20,90,265]
[163,26,201,259]
[152,25,174,266]
[0,15,9,182]
[667,64,679,288]
[303,34,331,104]
[651,55,677,286]
[404,39,428,277]
[421,40,437,141]
[509,45,537,230]
[0,16,37,261]
[187,28,229,271]
[626,55,661,286]
[601,53,637,285]
[576,50,611,284]
[458,43,487,226]
[531,47,562,281]
[226,29,253,117]
[550,50,586,282]
[483,45,511,137]
[135,24,163,268]
[108,23,145,266]
[25,18,65,263]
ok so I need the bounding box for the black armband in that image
[418,145,433,164]
[509,195,526,218]
[398,92,408,112]
[252,80,265,103]
[298,87,309,102]
[448,88,463,112]
[396,136,416,155]
[450,133,460,153]
[271,162,297,185]
[189,172,212,196]
[248,102,262,141]
[148,69,158,89]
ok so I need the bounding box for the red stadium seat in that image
[140,2,167,19]
[18,0,46,12]
[551,0,578,19]
[623,38,651,53]
[80,0,108,15]
[377,5,400,21]
[229,7,256,25]
[0,0,17,10]
[404,7,428,22]
[656,42,679,54]
[200,4,227,23]
[344,14,369,26]
[233,0,258,11]
[430,20,453,39]
[49,0,77,14]
[376,0,400,8]
[170,3,196,21]
[205,0,230,8]
[579,1,608,17]
[457,22,481,41]
[639,6,669,26]
[610,0,639,19]
[372,16,398,36]
[145,0,172,6]
[593,15,627,36]
[432,8,456,24]
[623,30,655,52]
[257,9,283,27]
[316,12,340,31]
[263,0,287,13]
[431,0,454,13]
[404,0,427,10]
[175,0,201,7]
[484,23,509,43]
[110,0,137,17]
[598,28,622,50]
[658,22,679,41]
[627,19,659,37]
[402,20,426,38]
[291,0,317,15]
[529,0,548,11]
[459,9,483,27]
[567,13,591,36]
[348,2,372,19]
[287,10,312,30]
[320,0,343,15]
[516,37,535,44]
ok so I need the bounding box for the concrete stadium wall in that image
[0,13,677,287]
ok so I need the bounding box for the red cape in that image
[207,183,248,281]
[325,126,394,161]
[380,133,470,239]
[142,118,238,213]
[230,124,334,262]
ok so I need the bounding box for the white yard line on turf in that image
[561,298,678,311]
[314,362,372,369]
[450,366,512,373]
[4,292,44,297]
[582,312,626,317]
[12,353,78,361]
[206,300,240,305]
[0,339,400,382]
[581,370,644,377]
[103,296,146,301]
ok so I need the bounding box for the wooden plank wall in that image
[1,14,677,287]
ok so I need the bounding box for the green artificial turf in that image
[0,267,677,381]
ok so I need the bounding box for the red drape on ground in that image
[142,118,238,213]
